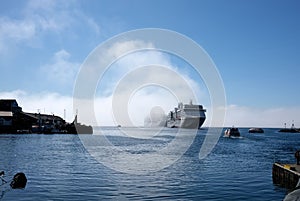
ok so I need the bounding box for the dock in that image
[273,163,300,189]
[273,151,300,189]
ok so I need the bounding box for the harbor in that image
[1,127,299,200]
[1,98,300,200]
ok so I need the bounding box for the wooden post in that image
[295,151,300,165]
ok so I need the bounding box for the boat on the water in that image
[279,128,300,133]
[166,101,206,129]
[279,123,300,133]
[249,128,264,133]
[224,127,240,137]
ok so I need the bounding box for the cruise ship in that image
[166,101,206,129]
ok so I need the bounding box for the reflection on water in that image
[0,128,298,200]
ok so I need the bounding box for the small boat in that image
[224,127,240,137]
[279,123,300,133]
[279,128,300,133]
[249,128,264,133]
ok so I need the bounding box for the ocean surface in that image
[0,127,299,200]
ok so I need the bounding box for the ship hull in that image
[166,116,205,129]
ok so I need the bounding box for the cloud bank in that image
[1,90,299,128]
[224,105,300,128]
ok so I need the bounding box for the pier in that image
[272,151,300,189]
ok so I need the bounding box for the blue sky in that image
[0,0,299,127]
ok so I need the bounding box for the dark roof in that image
[0,99,18,102]
[23,112,64,121]
[0,99,19,111]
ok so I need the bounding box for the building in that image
[0,111,13,126]
[0,99,92,134]
[0,99,66,133]
[0,99,22,113]
[0,99,21,133]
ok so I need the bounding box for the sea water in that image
[0,128,298,200]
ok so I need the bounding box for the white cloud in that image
[107,40,154,60]
[74,40,211,126]
[96,41,207,98]
[0,17,36,53]
[39,49,80,87]
[0,0,101,54]
[0,17,36,41]
[24,0,77,33]
[127,87,176,126]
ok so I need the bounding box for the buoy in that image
[10,172,27,189]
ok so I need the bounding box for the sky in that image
[0,0,299,128]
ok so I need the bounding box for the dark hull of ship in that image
[166,117,206,129]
